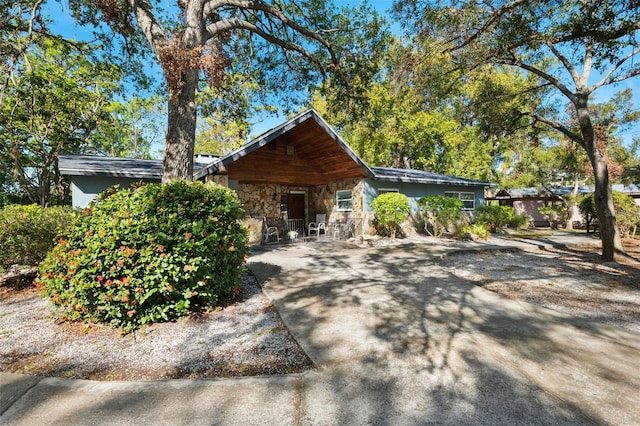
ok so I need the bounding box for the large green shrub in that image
[475,204,527,232]
[417,195,463,237]
[36,180,249,333]
[370,192,410,237]
[0,204,75,270]
[578,191,640,237]
[454,223,491,240]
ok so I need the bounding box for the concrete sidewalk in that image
[2,235,639,425]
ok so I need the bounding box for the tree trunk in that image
[576,99,624,261]
[590,152,623,261]
[162,69,198,183]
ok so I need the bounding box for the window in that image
[378,188,399,194]
[336,190,353,211]
[445,191,475,210]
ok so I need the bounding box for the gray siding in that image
[364,179,485,212]
[71,176,160,209]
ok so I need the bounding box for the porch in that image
[260,217,364,245]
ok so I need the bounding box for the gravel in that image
[2,239,639,382]
[440,246,640,333]
[0,273,312,381]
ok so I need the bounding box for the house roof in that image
[490,184,640,199]
[371,167,492,187]
[59,110,495,189]
[58,155,213,179]
[193,109,374,185]
[59,155,164,179]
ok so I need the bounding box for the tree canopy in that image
[67,0,389,182]
[0,36,124,205]
[393,0,640,261]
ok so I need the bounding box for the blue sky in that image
[44,0,640,158]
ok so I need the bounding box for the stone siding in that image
[205,174,228,187]
[213,179,373,240]
[237,183,282,218]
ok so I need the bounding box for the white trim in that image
[336,189,353,212]
[445,191,476,210]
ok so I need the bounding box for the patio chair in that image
[308,213,326,238]
[262,217,280,244]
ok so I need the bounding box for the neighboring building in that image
[486,185,640,228]
[60,109,492,237]
[59,156,164,209]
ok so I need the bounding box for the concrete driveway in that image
[2,237,639,425]
[250,240,640,425]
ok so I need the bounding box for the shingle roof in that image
[58,155,213,179]
[503,185,640,197]
[59,111,495,190]
[59,155,163,179]
[371,167,493,187]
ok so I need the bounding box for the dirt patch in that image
[440,241,640,332]
[0,273,313,381]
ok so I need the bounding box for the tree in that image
[0,0,49,104]
[579,191,640,238]
[0,38,122,206]
[69,0,387,183]
[90,96,165,159]
[622,137,640,183]
[395,0,640,261]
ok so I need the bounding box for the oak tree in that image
[395,0,640,261]
[68,0,386,183]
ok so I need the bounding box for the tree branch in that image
[545,40,583,88]
[206,18,327,72]
[205,0,339,66]
[444,0,530,52]
[497,54,577,103]
[591,46,640,91]
[531,113,584,148]
[129,0,167,54]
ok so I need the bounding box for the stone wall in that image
[241,217,264,246]
[205,174,228,187]
[237,183,281,218]
[230,179,369,238]
[308,178,365,238]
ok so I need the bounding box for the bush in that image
[370,192,410,237]
[579,191,640,237]
[0,204,75,270]
[417,195,463,237]
[506,212,529,229]
[475,204,527,232]
[538,205,567,229]
[36,180,249,333]
[454,223,491,240]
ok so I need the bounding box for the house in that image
[60,109,492,239]
[486,185,640,228]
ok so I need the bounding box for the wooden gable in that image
[223,115,369,186]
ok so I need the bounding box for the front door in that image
[287,193,305,235]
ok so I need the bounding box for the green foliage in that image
[579,191,640,237]
[0,36,123,205]
[36,181,249,333]
[475,205,527,232]
[538,205,568,229]
[0,204,75,270]
[506,213,529,229]
[417,195,463,237]
[312,56,496,181]
[370,192,410,237]
[454,223,491,240]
